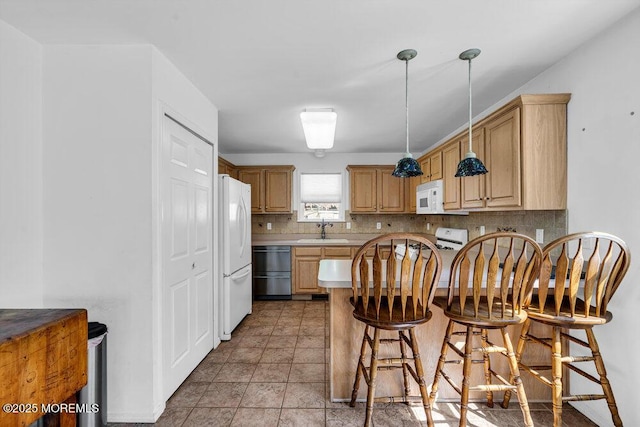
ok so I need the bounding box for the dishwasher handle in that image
[253,246,291,253]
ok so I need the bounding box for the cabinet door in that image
[265,168,292,213]
[485,108,522,208]
[218,157,239,179]
[429,151,443,181]
[461,128,486,209]
[293,247,322,294]
[218,161,228,175]
[408,175,419,212]
[419,156,431,184]
[238,169,264,213]
[378,167,405,212]
[349,168,377,212]
[442,142,462,210]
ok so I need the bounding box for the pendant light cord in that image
[405,58,410,154]
[467,57,473,153]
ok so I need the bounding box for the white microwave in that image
[416,180,468,215]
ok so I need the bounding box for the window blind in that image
[300,173,342,203]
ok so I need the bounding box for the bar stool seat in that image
[352,296,433,328]
[348,233,442,427]
[527,295,613,326]
[435,296,528,327]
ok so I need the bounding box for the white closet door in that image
[161,116,213,399]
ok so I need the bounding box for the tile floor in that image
[110,299,598,426]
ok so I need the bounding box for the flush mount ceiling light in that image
[455,48,488,177]
[300,108,337,158]
[392,49,423,178]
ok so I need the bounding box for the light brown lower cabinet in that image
[292,245,394,294]
[292,246,354,294]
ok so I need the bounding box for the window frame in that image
[296,170,346,223]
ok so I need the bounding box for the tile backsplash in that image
[252,210,567,245]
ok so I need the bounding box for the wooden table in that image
[0,309,88,427]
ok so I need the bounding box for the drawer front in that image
[294,247,322,256]
[323,247,352,257]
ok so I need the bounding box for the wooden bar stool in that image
[502,232,630,427]
[348,233,442,427]
[429,232,542,427]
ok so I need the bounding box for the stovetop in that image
[435,244,456,250]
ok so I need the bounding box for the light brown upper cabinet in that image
[347,165,407,213]
[483,108,522,208]
[461,128,488,209]
[442,141,463,210]
[237,165,295,213]
[218,156,239,179]
[430,94,569,211]
[347,167,377,212]
[237,168,264,212]
[408,150,443,212]
[460,112,522,210]
[420,151,442,183]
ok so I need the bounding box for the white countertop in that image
[318,249,552,290]
[318,250,458,289]
[252,233,435,247]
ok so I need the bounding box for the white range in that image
[318,228,469,289]
[434,227,468,251]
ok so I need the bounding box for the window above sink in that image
[297,172,346,222]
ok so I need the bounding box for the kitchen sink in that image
[297,238,350,244]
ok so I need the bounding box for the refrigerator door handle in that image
[227,266,251,280]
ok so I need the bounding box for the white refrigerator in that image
[219,175,252,340]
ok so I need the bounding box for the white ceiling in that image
[1,0,639,156]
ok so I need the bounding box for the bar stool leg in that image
[459,325,474,427]
[501,328,533,427]
[399,330,412,398]
[430,319,455,404]
[502,318,531,408]
[551,326,563,427]
[364,327,381,427]
[586,328,623,427]
[408,328,434,427]
[481,328,494,408]
[350,325,369,407]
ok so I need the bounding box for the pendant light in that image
[455,48,488,177]
[392,49,423,178]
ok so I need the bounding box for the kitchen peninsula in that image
[318,252,553,404]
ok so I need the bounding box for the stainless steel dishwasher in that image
[252,246,292,299]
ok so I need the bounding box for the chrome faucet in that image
[318,218,333,239]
